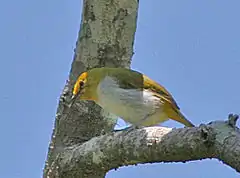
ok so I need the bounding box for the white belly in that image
[96,77,168,126]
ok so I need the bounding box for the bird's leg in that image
[113,125,144,136]
[113,125,141,132]
[113,111,156,133]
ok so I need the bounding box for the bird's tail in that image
[167,106,195,127]
[176,110,194,127]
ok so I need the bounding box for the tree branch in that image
[43,0,139,177]
[43,0,240,177]
[46,115,240,177]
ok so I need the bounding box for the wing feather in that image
[108,68,180,110]
[142,75,180,110]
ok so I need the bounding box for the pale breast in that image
[96,76,166,126]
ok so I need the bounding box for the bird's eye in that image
[79,81,84,88]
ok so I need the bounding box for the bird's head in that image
[72,71,88,97]
[70,67,143,106]
[70,68,106,105]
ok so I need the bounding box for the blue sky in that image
[0,0,240,178]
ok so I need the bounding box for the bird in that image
[70,67,194,130]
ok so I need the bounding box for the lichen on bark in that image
[43,0,139,177]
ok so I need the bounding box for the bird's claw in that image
[113,125,142,133]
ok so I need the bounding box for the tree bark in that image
[43,0,240,178]
[43,0,139,177]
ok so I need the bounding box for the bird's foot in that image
[113,125,142,133]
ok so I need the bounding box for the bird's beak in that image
[69,90,81,108]
[71,95,76,101]
[68,95,76,108]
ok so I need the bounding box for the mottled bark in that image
[43,0,240,178]
[45,115,240,178]
[43,0,139,177]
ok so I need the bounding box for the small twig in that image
[227,114,239,127]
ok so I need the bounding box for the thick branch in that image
[46,116,240,177]
[43,0,139,177]
[43,0,240,177]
